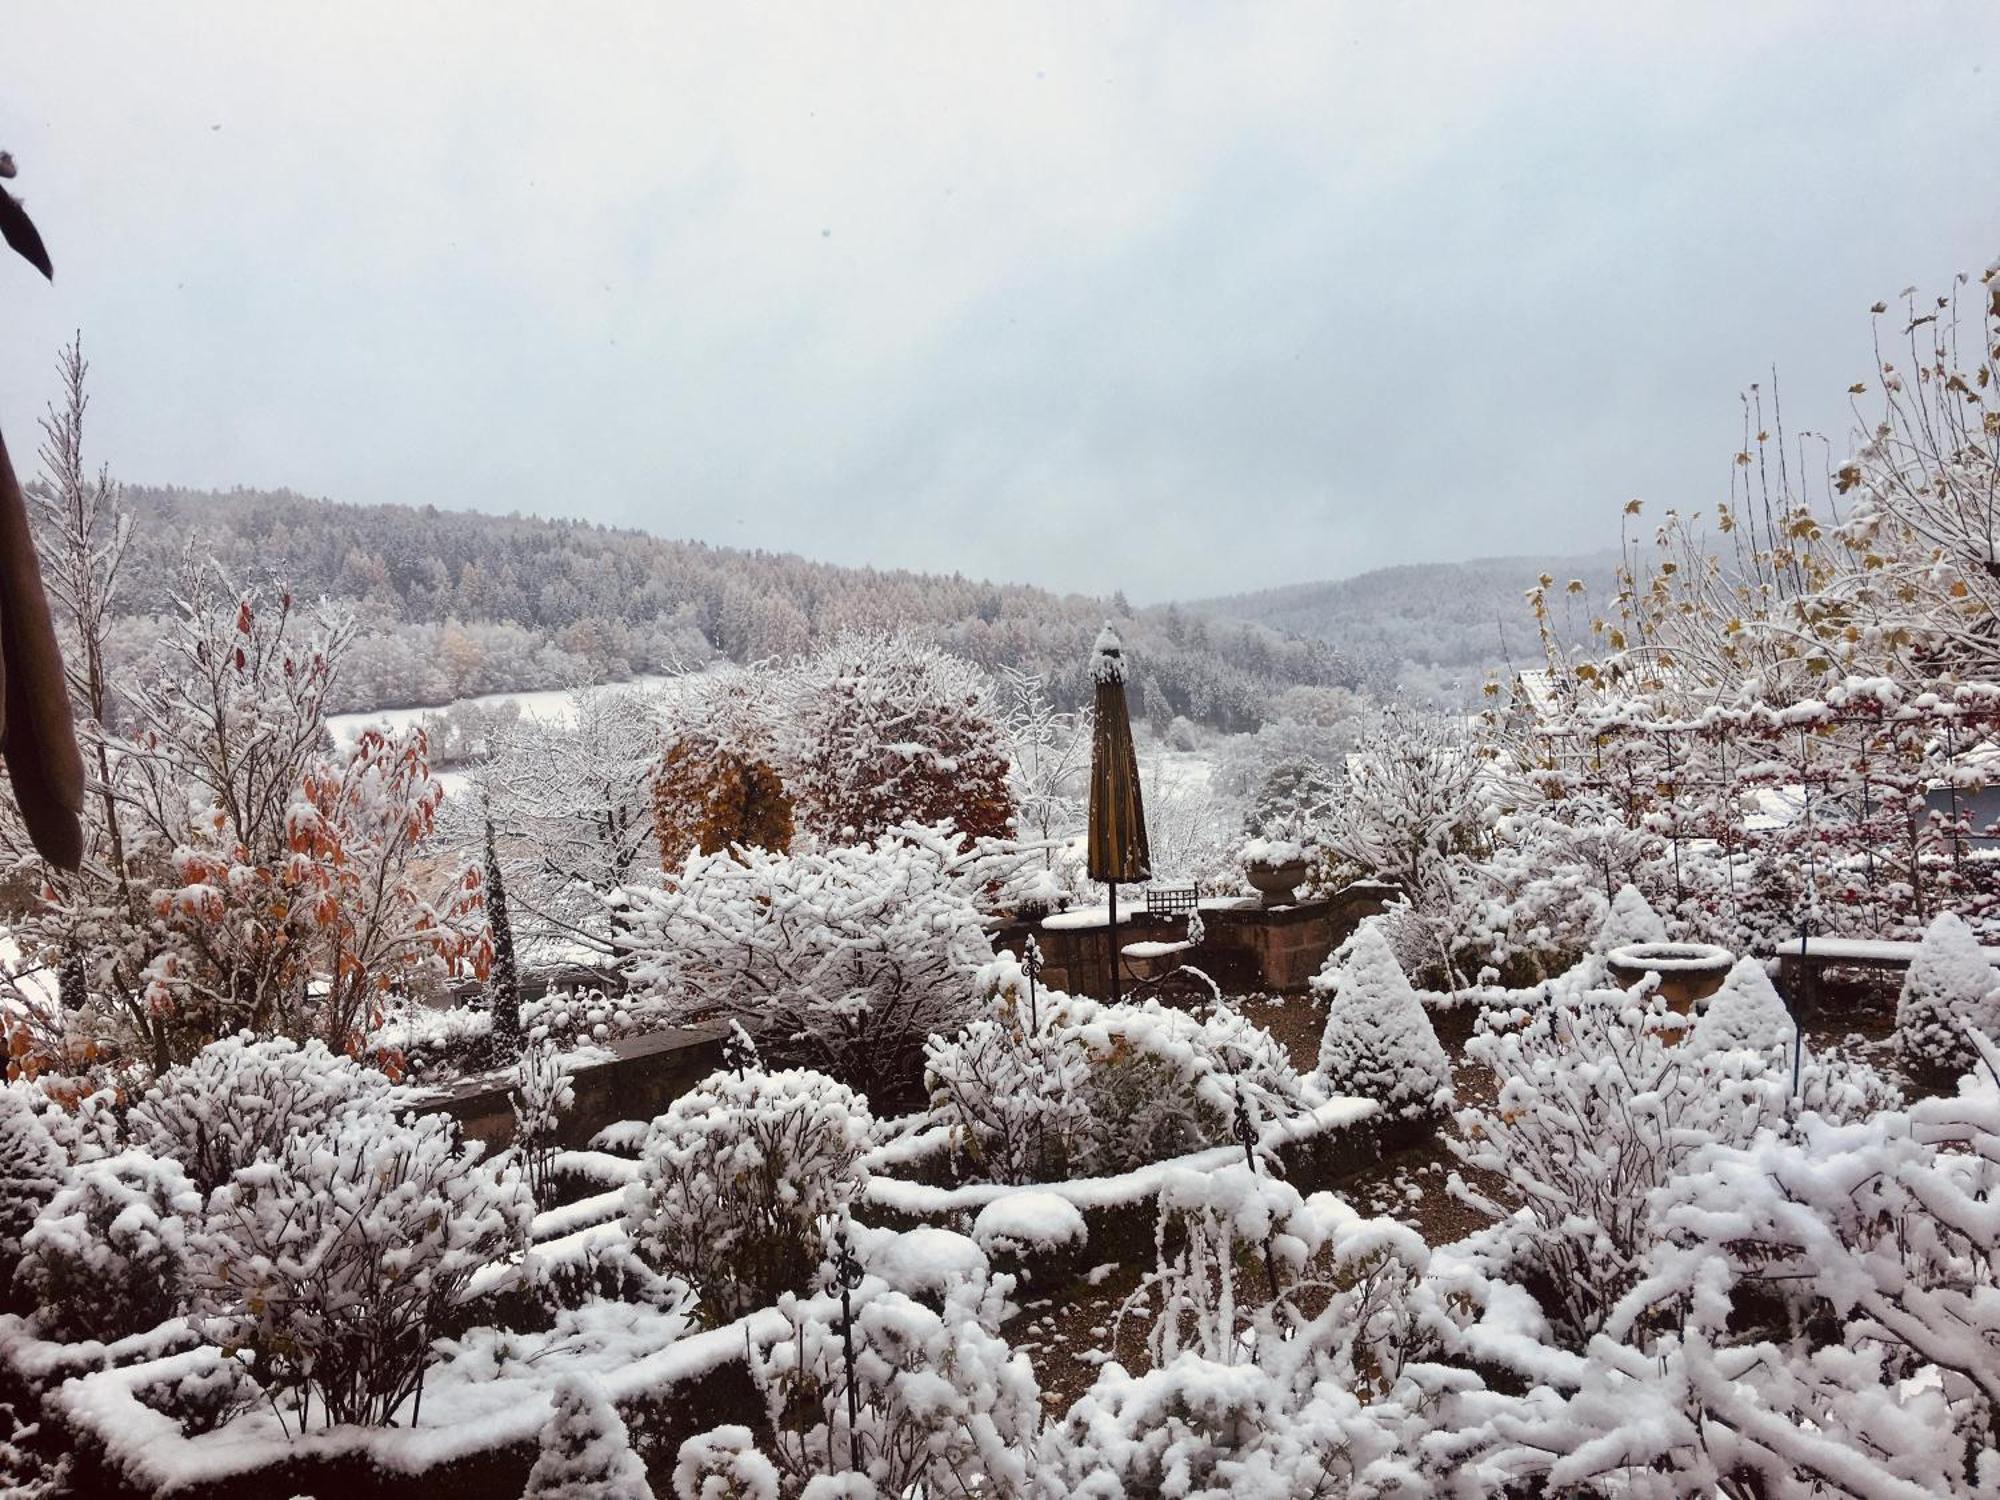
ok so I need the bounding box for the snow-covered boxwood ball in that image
[2,68,1999,1500]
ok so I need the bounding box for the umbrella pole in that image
[1107,880,1121,1006]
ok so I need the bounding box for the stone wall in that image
[1000,880,1400,999]
[412,1022,730,1150]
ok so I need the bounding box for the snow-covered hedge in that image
[18,1149,200,1343]
[1897,910,2000,1083]
[626,833,996,1103]
[129,1032,407,1195]
[627,1068,873,1325]
[925,956,1311,1184]
[190,1109,529,1428]
[1311,923,1453,1123]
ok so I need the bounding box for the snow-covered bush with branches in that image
[1449,980,1890,1348]
[926,956,1310,1183]
[1688,956,1794,1054]
[626,1067,872,1325]
[0,1087,66,1267]
[128,1031,406,1196]
[673,1424,780,1500]
[624,833,996,1102]
[524,1374,656,1500]
[1897,910,2000,1083]
[1312,922,1453,1123]
[513,1037,575,1210]
[18,1148,199,1342]
[748,1276,1041,1498]
[190,1109,529,1428]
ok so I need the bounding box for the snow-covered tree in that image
[18,1148,198,1342]
[623,834,995,1102]
[996,664,1086,862]
[780,633,1013,845]
[652,672,794,874]
[129,1031,405,1196]
[1312,923,1453,1123]
[484,806,524,1057]
[627,1067,871,1325]
[481,685,664,959]
[1689,956,1794,1054]
[1897,910,2000,1083]
[191,1109,529,1428]
[524,1374,655,1500]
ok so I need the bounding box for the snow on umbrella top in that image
[1087,624,1150,884]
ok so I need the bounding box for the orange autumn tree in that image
[652,674,795,871]
[49,572,490,1068]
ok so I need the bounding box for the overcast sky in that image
[2,5,1996,602]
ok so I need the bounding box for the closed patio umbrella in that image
[1087,624,1149,1003]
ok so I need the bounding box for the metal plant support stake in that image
[830,1222,865,1474]
[1232,1085,1283,1304]
[1023,935,1044,1033]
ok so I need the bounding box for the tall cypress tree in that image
[484,806,523,1059]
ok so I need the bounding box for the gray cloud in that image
[1,2,1995,602]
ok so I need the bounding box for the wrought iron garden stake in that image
[831,1221,865,1474]
[1023,935,1044,1032]
[1233,1085,1283,1304]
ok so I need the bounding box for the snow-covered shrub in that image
[0,1087,66,1265]
[926,958,1309,1182]
[971,1191,1086,1263]
[1312,923,1453,1123]
[130,1355,263,1435]
[752,1278,1040,1498]
[1596,881,1669,950]
[18,1148,199,1342]
[1051,1203,1445,1498]
[1450,982,1886,1347]
[673,1425,780,1500]
[513,1037,575,1210]
[1897,910,2000,1083]
[30,1085,124,1166]
[922,959,1091,1185]
[627,1068,872,1325]
[129,1031,404,1196]
[1688,955,1794,1053]
[0,1401,67,1500]
[626,834,994,1103]
[525,1374,656,1500]
[1116,1165,1323,1367]
[524,986,640,1048]
[191,1109,528,1427]
[1449,1030,2000,1497]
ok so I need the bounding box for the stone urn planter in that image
[1245,859,1310,908]
[1606,941,1734,1021]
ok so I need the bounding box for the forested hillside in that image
[91,485,1359,728]
[1194,549,1624,686]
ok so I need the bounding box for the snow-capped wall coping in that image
[1041,895,1259,930]
[1772,934,2000,966]
[863,1095,1377,1219]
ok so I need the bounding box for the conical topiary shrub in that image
[1690,957,1793,1054]
[523,1374,655,1500]
[1897,912,2000,1085]
[1596,884,1669,952]
[1315,923,1453,1123]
